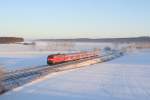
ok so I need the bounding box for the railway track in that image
[0,51,123,95]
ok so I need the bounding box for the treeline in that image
[0,37,24,44]
[36,36,150,43]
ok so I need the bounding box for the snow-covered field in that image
[0,50,150,100]
[0,55,48,70]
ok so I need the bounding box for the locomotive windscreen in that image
[48,55,54,58]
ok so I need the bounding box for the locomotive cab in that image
[47,55,55,65]
[47,54,64,65]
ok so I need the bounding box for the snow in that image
[108,52,150,65]
[1,50,150,100]
[0,55,47,70]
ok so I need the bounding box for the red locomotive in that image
[47,50,99,65]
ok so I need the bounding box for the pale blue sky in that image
[0,0,150,38]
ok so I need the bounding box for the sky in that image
[0,0,150,39]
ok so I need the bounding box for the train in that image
[47,50,99,65]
